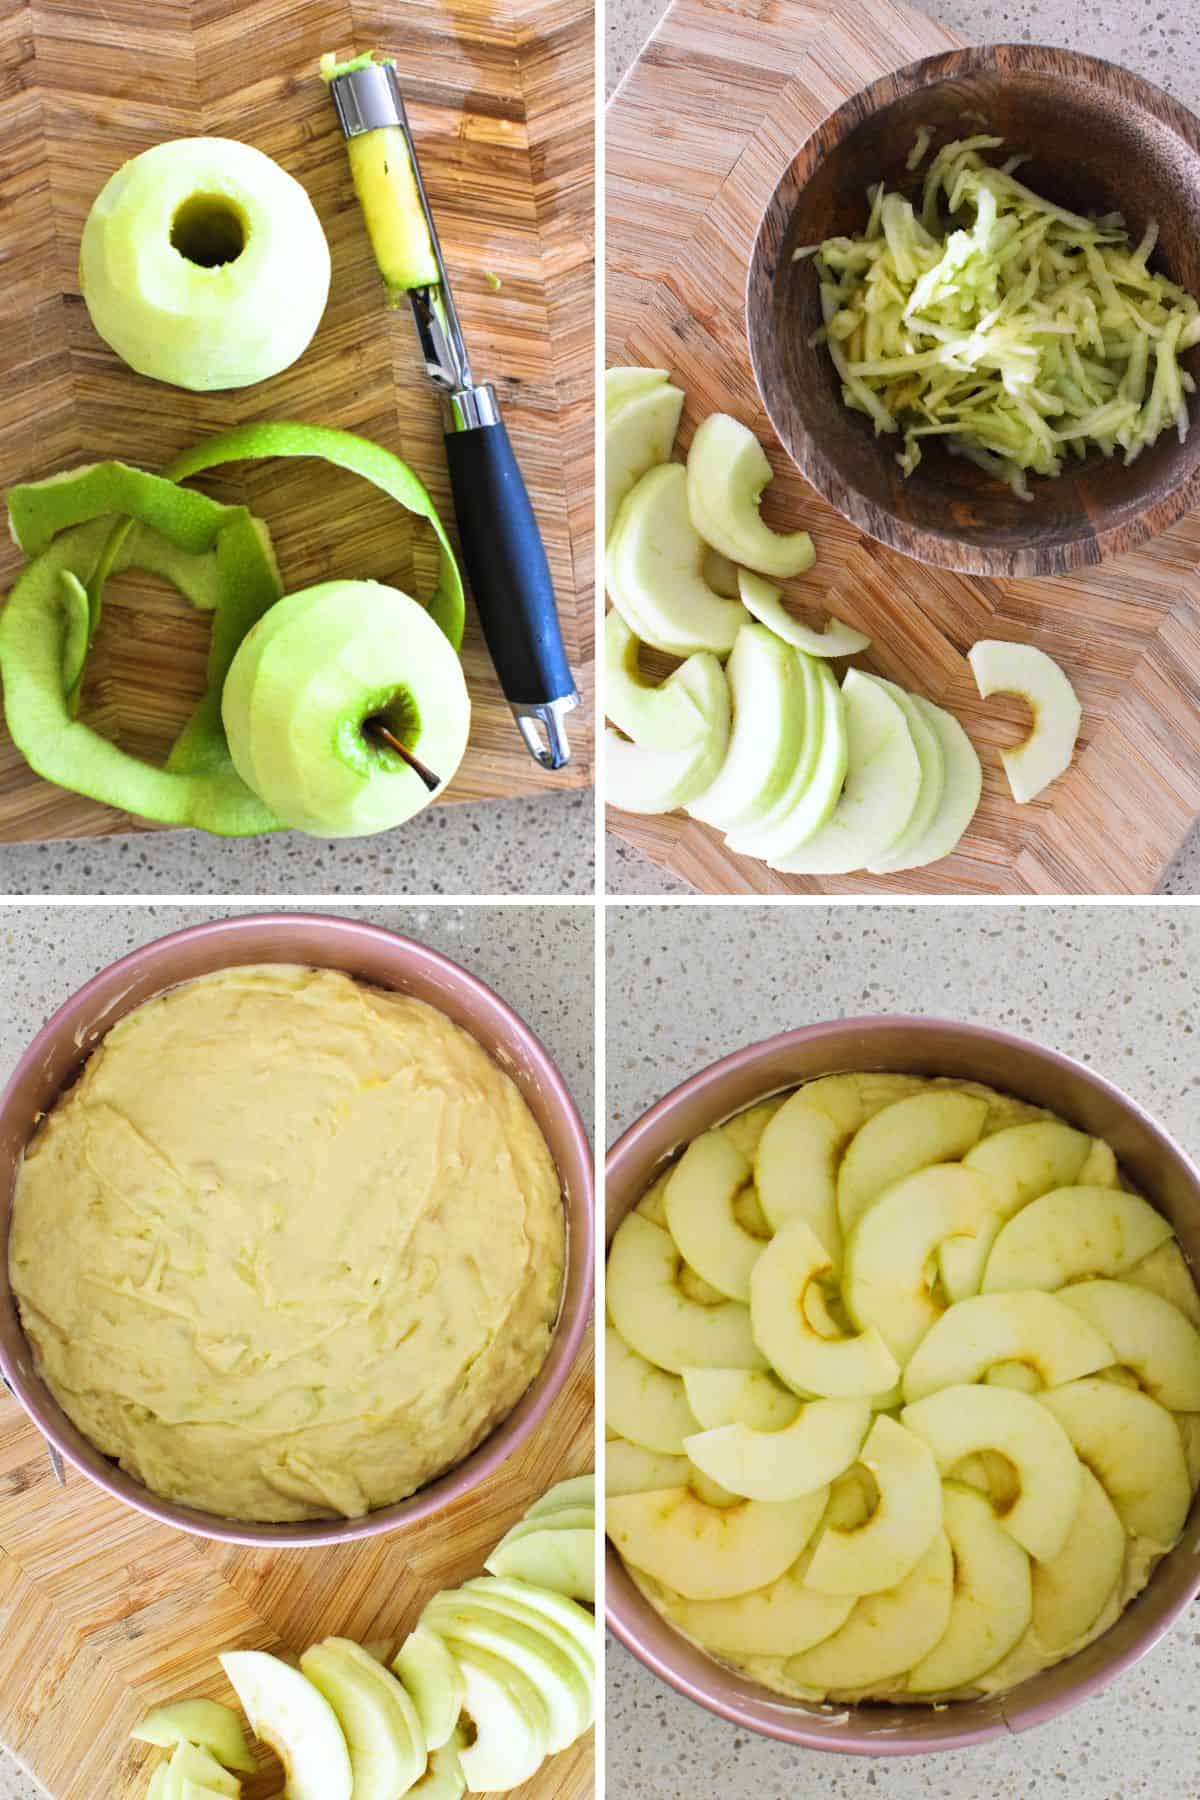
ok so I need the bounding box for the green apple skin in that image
[80,137,331,391]
[222,579,470,837]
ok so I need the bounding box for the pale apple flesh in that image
[783,1530,955,1692]
[968,639,1081,804]
[804,1414,943,1597]
[906,1483,1032,1694]
[750,1217,900,1398]
[664,1129,760,1301]
[685,413,814,579]
[607,1211,764,1373]
[606,1324,699,1453]
[605,383,685,541]
[684,1397,871,1501]
[607,1486,827,1600]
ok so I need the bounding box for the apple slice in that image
[836,1089,989,1235]
[606,1438,689,1495]
[606,1487,827,1599]
[769,669,922,874]
[1126,1241,1200,1329]
[981,1187,1173,1294]
[606,1325,699,1453]
[751,1218,900,1398]
[604,609,705,750]
[393,1626,464,1753]
[901,1384,1081,1562]
[684,1398,871,1501]
[148,1767,169,1800]
[431,1597,592,1738]
[1039,1376,1192,1545]
[1031,1466,1125,1654]
[718,1095,786,1159]
[685,414,815,578]
[783,1530,954,1692]
[485,1525,594,1603]
[664,1130,760,1300]
[939,1120,1093,1301]
[1078,1137,1121,1188]
[805,1415,942,1597]
[422,1594,589,1754]
[500,1505,594,1543]
[794,1072,929,1135]
[162,1742,239,1798]
[907,1483,1032,1694]
[605,366,669,417]
[703,547,741,596]
[299,1639,425,1800]
[458,1577,595,1671]
[902,1292,1114,1403]
[726,657,848,860]
[1058,1279,1200,1410]
[688,626,810,832]
[968,640,1081,803]
[737,569,870,658]
[605,654,731,815]
[867,696,982,873]
[219,1651,351,1800]
[605,382,685,539]
[852,673,946,871]
[409,1731,466,1799]
[608,462,747,654]
[449,1640,549,1793]
[842,1164,996,1364]
[607,1213,764,1373]
[526,1475,596,1518]
[753,1087,845,1259]
[668,1546,854,1656]
[131,1701,255,1773]
[681,1368,801,1432]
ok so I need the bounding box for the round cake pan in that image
[606,1016,1200,1754]
[0,912,593,1547]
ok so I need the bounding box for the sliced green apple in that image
[408,1730,466,1799]
[939,1120,1093,1301]
[753,1086,845,1259]
[606,1325,698,1453]
[686,414,815,578]
[783,1530,954,1692]
[604,609,705,750]
[664,1130,760,1300]
[805,1415,942,1597]
[607,1212,764,1372]
[605,383,685,540]
[604,653,731,815]
[392,1625,464,1753]
[667,1546,854,1656]
[726,657,849,860]
[299,1638,425,1800]
[131,1700,255,1773]
[902,1291,1114,1403]
[526,1475,596,1518]
[981,1187,1173,1293]
[852,673,946,871]
[457,1577,595,1671]
[422,1593,589,1754]
[836,1089,989,1235]
[684,1398,871,1501]
[449,1640,548,1793]
[484,1526,594,1604]
[606,1437,689,1495]
[967,640,1082,803]
[608,462,746,653]
[750,1218,899,1398]
[769,669,922,874]
[606,1486,827,1599]
[737,568,869,658]
[718,1095,786,1159]
[901,1383,1081,1562]
[867,696,983,873]
[1031,1466,1125,1654]
[162,1741,239,1799]
[688,625,810,833]
[792,1072,929,1136]
[1039,1376,1192,1545]
[500,1505,594,1543]
[907,1482,1032,1694]
[681,1367,801,1432]
[605,366,669,418]
[219,1650,352,1800]
[1058,1279,1200,1410]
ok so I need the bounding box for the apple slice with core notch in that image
[606,1486,827,1599]
[603,610,705,750]
[968,640,1081,803]
[842,1164,996,1365]
[431,1595,593,1735]
[1031,1465,1125,1654]
[667,1545,854,1656]
[526,1475,595,1518]
[409,1730,466,1799]
[906,1482,1032,1694]
[607,1437,689,1494]
[131,1700,255,1773]
[940,1120,1093,1301]
[605,366,669,418]
[605,654,731,815]
[664,1130,760,1301]
[750,1218,899,1398]
[299,1638,426,1800]
[684,1398,871,1501]
[737,568,869,658]
[685,414,815,578]
[727,657,849,860]
[753,1088,848,1259]
[393,1626,464,1753]
[836,1089,989,1235]
[681,1367,801,1432]
[607,1212,764,1372]
[769,669,922,874]
[868,696,983,873]
[219,1650,351,1800]
[804,1415,943,1597]
[605,383,685,539]
[901,1383,1081,1562]
[902,1291,1114,1403]
[784,1529,955,1692]
[981,1187,1173,1294]
[1038,1376,1191,1544]
[608,462,747,654]
[687,625,810,833]
[422,1593,589,1754]
[449,1640,549,1793]
[485,1527,594,1603]
[851,673,946,872]
[606,1326,698,1453]
[1057,1280,1200,1410]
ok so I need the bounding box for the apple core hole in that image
[171,194,247,267]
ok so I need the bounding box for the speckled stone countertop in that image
[606,901,1200,1799]
[605,0,1200,897]
[0,901,593,1800]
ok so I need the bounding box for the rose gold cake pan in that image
[605,1016,1200,1754]
[0,912,593,1548]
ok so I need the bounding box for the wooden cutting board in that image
[606,0,1200,894]
[0,1330,594,1800]
[0,0,593,843]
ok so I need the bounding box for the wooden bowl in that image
[746,44,1200,576]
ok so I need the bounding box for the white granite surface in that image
[0,900,593,1800]
[606,900,1200,1798]
[605,0,1200,896]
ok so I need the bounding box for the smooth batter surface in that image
[9,964,565,1522]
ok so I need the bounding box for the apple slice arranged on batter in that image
[939,1119,1094,1302]
[906,1483,1032,1695]
[607,1438,690,1495]
[804,1415,942,1597]
[681,1367,801,1432]
[981,1187,1174,1293]
[684,1397,871,1501]
[667,1544,853,1657]
[607,1486,828,1600]
[686,414,815,579]
[902,1291,1114,1403]
[750,1218,899,1399]
[607,1325,699,1453]
[1039,1377,1192,1545]
[607,1212,764,1373]
[1058,1279,1200,1409]
[663,1130,762,1301]
[836,1088,989,1235]
[1031,1466,1126,1654]
[784,1530,955,1692]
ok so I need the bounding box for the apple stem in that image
[369,721,440,792]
